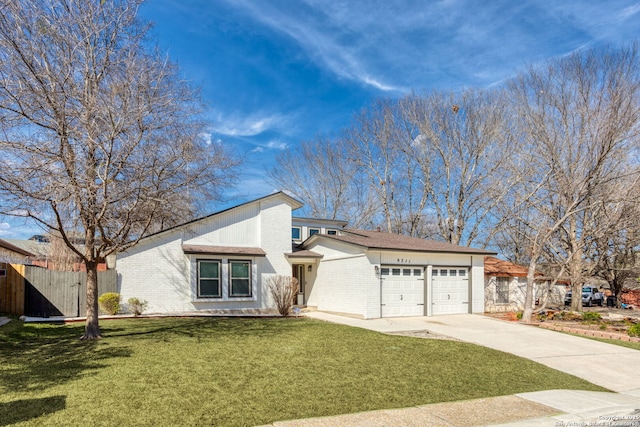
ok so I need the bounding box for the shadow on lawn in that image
[0,322,132,392]
[0,395,66,426]
[101,316,308,341]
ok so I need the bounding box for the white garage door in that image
[431,267,470,315]
[380,266,424,317]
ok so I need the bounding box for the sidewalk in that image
[272,312,640,427]
[262,390,640,427]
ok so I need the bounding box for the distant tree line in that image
[269,44,640,317]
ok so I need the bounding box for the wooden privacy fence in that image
[0,263,26,315]
[0,264,116,317]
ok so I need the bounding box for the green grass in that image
[0,317,605,427]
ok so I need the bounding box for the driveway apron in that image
[304,312,640,394]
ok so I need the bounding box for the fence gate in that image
[23,267,117,317]
[0,263,25,315]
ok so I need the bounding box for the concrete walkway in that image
[273,312,640,427]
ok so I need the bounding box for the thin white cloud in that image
[223,0,406,92]
[249,140,288,154]
[212,111,292,137]
[221,0,640,92]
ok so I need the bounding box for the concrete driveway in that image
[304,312,640,395]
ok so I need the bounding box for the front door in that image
[292,264,305,304]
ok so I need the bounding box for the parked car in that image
[564,286,604,307]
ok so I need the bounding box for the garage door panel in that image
[431,267,470,315]
[380,266,424,317]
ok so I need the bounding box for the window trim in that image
[326,229,338,235]
[229,259,252,297]
[197,259,222,298]
[292,226,302,241]
[308,228,320,237]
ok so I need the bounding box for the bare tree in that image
[400,88,514,246]
[47,232,82,271]
[268,136,377,228]
[344,98,432,236]
[506,44,640,320]
[0,0,238,339]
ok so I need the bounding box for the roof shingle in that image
[305,229,496,255]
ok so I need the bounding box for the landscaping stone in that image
[538,322,640,342]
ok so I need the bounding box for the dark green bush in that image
[98,292,121,315]
[628,323,640,338]
[581,311,602,322]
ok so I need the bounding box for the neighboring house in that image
[484,256,565,312]
[0,238,35,264]
[117,192,495,318]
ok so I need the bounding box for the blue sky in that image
[2,0,640,239]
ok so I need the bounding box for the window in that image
[403,269,411,276]
[309,228,320,237]
[392,268,401,276]
[327,229,337,235]
[381,268,390,276]
[198,260,221,298]
[450,269,457,276]
[496,277,509,304]
[229,260,251,297]
[432,269,438,276]
[440,269,448,276]
[459,269,466,277]
[413,269,422,276]
[292,226,301,240]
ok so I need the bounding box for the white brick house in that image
[117,193,495,318]
[484,256,566,312]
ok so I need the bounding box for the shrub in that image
[98,292,121,315]
[558,311,582,321]
[581,311,602,322]
[267,275,299,316]
[127,297,148,316]
[628,323,640,338]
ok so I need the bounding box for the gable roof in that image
[304,229,496,255]
[0,238,35,257]
[136,191,303,243]
[484,256,541,277]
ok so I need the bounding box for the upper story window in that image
[327,229,337,235]
[197,260,221,298]
[309,228,320,237]
[292,226,301,241]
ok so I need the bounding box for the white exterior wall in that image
[470,255,485,314]
[117,196,294,314]
[117,232,191,313]
[306,240,374,318]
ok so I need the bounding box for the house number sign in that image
[396,258,412,264]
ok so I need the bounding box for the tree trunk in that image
[521,261,537,322]
[81,260,102,340]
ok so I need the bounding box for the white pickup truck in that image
[564,286,604,307]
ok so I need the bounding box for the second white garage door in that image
[431,267,470,315]
[380,266,424,317]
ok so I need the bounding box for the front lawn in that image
[0,317,605,426]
